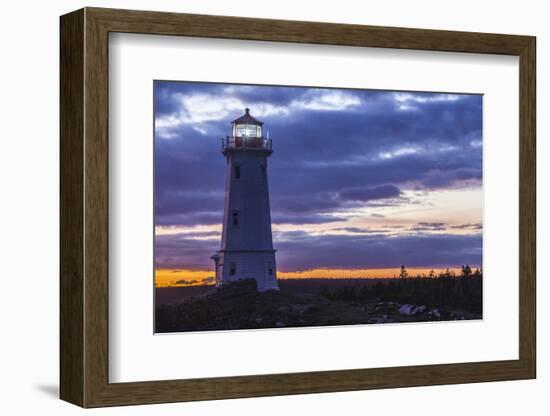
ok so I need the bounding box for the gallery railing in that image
[221,136,273,151]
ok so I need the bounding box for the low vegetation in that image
[319,275,482,315]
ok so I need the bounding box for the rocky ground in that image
[155,279,481,333]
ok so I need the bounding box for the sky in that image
[154,81,483,286]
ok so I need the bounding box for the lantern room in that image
[222,108,272,152]
[232,108,263,138]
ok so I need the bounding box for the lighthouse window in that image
[235,124,261,138]
[229,262,236,276]
[268,262,274,276]
[234,165,241,179]
[232,210,239,227]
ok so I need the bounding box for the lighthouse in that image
[211,108,279,291]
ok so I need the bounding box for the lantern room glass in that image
[234,124,262,138]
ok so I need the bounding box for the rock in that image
[413,305,427,315]
[399,304,427,316]
[276,321,286,327]
[217,279,258,297]
[290,304,309,314]
[399,304,414,315]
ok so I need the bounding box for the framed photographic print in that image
[60,7,536,408]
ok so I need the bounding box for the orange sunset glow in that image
[155,267,470,287]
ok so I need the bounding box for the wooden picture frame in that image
[60,7,536,408]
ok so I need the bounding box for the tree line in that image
[319,266,483,315]
[398,264,482,279]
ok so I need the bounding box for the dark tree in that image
[461,264,472,277]
[440,268,452,278]
[399,265,408,279]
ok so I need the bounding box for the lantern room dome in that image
[231,108,264,126]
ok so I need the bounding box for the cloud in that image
[153,82,483,270]
[451,223,483,230]
[275,232,482,272]
[393,92,462,111]
[155,89,289,138]
[155,88,363,138]
[410,222,447,232]
[155,234,219,270]
[174,279,199,285]
[291,89,362,111]
[155,227,482,272]
[156,212,223,227]
[272,213,347,225]
[339,185,401,202]
[334,227,390,234]
[377,146,419,160]
[417,222,446,227]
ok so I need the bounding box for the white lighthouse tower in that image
[211,108,279,291]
